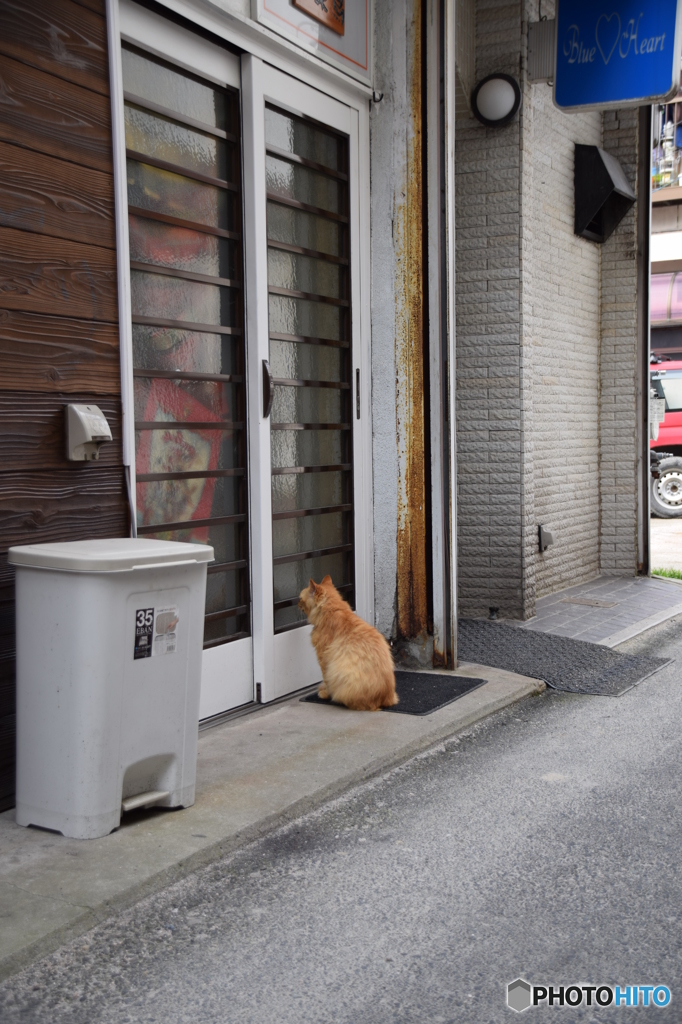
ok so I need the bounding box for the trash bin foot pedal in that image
[121,790,170,813]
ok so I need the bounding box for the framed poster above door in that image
[253,0,372,86]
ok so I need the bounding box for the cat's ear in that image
[321,574,332,585]
[308,578,316,594]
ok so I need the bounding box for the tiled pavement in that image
[518,575,682,647]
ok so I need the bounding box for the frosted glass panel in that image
[267,155,343,214]
[268,249,343,299]
[270,339,344,382]
[272,471,346,513]
[129,216,237,278]
[271,430,347,469]
[141,523,242,564]
[134,378,239,423]
[128,46,249,644]
[269,295,343,340]
[135,427,241,473]
[271,386,344,424]
[132,326,239,376]
[125,105,229,180]
[137,475,241,528]
[204,614,247,644]
[131,270,238,326]
[267,203,343,257]
[265,107,343,171]
[273,512,345,559]
[267,103,353,633]
[122,47,227,129]
[127,160,233,230]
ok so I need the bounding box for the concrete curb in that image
[0,673,545,982]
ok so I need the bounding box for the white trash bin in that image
[9,538,213,840]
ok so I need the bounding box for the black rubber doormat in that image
[457,618,671,697]
[302,671,487,716]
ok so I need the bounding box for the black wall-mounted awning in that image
[574,144,636,243]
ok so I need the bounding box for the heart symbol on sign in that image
[595,12,621,64]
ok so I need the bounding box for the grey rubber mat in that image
[302,672,487,715]
[457,618,671,696]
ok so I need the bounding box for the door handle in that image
[262,359,274,418]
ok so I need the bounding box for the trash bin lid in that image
[8,538,214,572]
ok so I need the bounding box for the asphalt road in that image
[1,617,681,1023]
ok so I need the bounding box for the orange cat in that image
[299,575,398,711]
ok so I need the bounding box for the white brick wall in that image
[600,109,641,575]
[455,0,640,619]
[456,0,528,618]
[524,86,602,597]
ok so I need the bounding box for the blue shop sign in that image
[554,1,682,110]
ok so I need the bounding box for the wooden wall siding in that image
[0,0,109,95]
[0,469,128,553]
[0,226,118,321]
[0,56,112,173]
[0,558,16,596]
[0,394,123,471]
[0,0,122,812]
[0,311,120,394]
[0,585,15,659]
[71,0,107,14]
[0,142,116,248]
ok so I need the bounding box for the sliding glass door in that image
[120,13,252,718]
[120,4,369,715]
[266,104,355,633]
[242,58,360,701]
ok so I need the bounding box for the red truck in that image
[650,359,682,517]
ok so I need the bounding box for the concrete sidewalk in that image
[519,574,682,646]
[0,663,545,982]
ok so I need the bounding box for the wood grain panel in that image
[0,594,14,663]
[0,556,13,591]
[0,310,120,394]
[71,0,106,14]
[0,392,123,471]
[0,0,109,96]
[0,467,128,552]
[0,226,118,322]
[0,55,112,172]
[0,712,15,812]
[0,659,15,714]
[0,142,115,248]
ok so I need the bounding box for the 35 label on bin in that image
[134,607,154,659]
[134,605,179,659]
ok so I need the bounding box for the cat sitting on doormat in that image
[299,575,398,711]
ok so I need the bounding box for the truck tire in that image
[651,456,682,518]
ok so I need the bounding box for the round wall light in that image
[471,74,521,127]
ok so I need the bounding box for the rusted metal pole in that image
[395,0,429,642]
